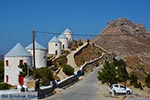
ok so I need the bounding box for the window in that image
[120,85,126,89]
[63,44,65,49]
[6,60,8,66]
[43,56,46,59]
[6,75,8,82]
[55,50,58,55]
[55,43,57,46]
[19,60,23,65]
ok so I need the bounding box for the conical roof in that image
[64,28,71,33]
[5,43,31,57]
[26,41,46,50]
[58,34,68,39]
[49,36,61,43]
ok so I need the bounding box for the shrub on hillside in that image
[77,40,83,46]
[145,73,150,88]
[53,56,67,68]
[63,64,74,76]
[129,74,143,89]
[0,82,11,90]
[35,67,54,86]
[0,60,4,82]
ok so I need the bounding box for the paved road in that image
[44,66,102,100]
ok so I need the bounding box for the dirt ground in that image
[97,82,150,100]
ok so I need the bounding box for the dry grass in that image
[74,44,103,66]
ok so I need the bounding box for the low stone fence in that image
[74,43,89,60]
[79,54,104,73]
[38,75,78,99]
[57,75,78,88]
[38,86,54,99]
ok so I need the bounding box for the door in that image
[55,50,58,55]
[19,75,24,86]
[6,75,8,82]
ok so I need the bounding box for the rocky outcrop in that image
[92,18,150,81]
[93,18,150,56]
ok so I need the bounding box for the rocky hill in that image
[92,18,150,80]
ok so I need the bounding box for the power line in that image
[36,30,150,37]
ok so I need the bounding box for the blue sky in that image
[0,0,150,54]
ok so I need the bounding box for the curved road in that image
[45,66,103,100]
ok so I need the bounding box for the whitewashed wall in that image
[63,32,72,41]
[27,49,47,68]
[58,38,68,50]
[48,42,61,56]
[4,56,31,85]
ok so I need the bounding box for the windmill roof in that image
[26,41,46,50]
[49,36,61,43]
[5,43,31,57]
[64,28,71,33]
[58,34,68,39]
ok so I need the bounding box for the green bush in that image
[35,67,54,86]
[18,63,33,77]
[53,56,67,67]
[97,58,130,87]
[129,74,142,89]
[97,60,118,86]
[63,64,74,76]
[145,73,150,88]
[0,60,4,82]
[0,82,11,90]
[129,74,137,85]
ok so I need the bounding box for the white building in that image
[4,43,32,86]
[26,41,47,68]
[58,34,68,50]
[63,28,72,41]
[48,36,61,56]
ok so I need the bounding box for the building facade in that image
[4,43,32,85]
[58,34,68,50]
[63,28,72,41]
[48,36,61,56]
[26,41,47,68]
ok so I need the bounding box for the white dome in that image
[63,28,72,41]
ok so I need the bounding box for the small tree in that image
[18,63,33,77]
[35,67,54,86]
[0,60,4,82]
[97,58,129,87]
[63,64,74,76]
[116,59,129,83]
[129,74,140,88]
[145,73,150,88]
[97,60,118,87]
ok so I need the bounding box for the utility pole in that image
[32,29,36,80]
